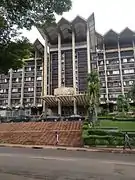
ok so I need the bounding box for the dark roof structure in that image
[38,12,135,46]
[33,39,44,53]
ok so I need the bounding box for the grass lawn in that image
[100,120,135,131]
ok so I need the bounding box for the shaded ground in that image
[0,147,135,179]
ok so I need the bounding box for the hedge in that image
[98,116,135,122]
[83,129,135,147]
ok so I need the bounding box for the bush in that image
[83,129,135,147]
[82,124,89,130]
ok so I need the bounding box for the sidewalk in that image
[0,143,135,154]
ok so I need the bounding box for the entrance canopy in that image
[42,94,88,107]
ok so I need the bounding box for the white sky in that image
[22,0,135,44]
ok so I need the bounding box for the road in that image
[0,147,135,179]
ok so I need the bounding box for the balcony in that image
[108,88,122,93]
[11,94,21,98]
[12,83,22,88]
[12,72,22,78]
[100,88,106,94]
[0,94,8,98]
[122,64,135,69]
[25,72,34,77]
[107,76,120,81]
[107,64,119,70]
[24,82,34,87]
[24,93,34,98]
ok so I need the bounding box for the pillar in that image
[118,39,124,95]
[103,43,109,103]
[87,24,91,74]
[43,35,48,113]
[132,40,135,59]
[58,33,62,88]
[72,30,77,114]
[58,33,62,115]
[20,67,25,106]
[34,51,37,106]
[8,69,13,107]
[73,98,77,115]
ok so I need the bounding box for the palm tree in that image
[87,71,100,123]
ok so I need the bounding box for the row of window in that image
[102,80,134,88]
[99,58,135,65]
[0,77,42,84]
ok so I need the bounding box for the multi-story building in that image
[40,13,135,115]
[0,39,44,117]
[1,13,135,117]
[92,28,135,111]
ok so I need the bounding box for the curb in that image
[0,144,135,154]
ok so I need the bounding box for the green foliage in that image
[0,0,72,29]
[87,71,100,122]
[100,120,135,131]
[0,0,72,73]
[83,129,135,146]
[0,38,32,73]
[128,83,135,102]
[117,95,129,113]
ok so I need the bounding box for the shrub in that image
[83,129,135,147]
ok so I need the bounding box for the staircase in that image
[0,121,83,147]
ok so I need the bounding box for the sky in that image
[22,0,135,44]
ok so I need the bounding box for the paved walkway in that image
[0,143,135,154]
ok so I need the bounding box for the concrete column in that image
[72,30,77,114]
[103,43,109,102]
[118,40,124,95]
[73,98,77,115]
[20,67,25,106]
[58,33,62,88]
[132,40,135,59]
[58,33,62,115]
[58,100,61,116]
[43,35,48,113]
[8,69,13,107]
[87,24,91,73]
[34,51,37,106]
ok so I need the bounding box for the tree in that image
[87,71,100,124]
[117,94,129,113]
[0,0,72,73]
[129,84,135,102]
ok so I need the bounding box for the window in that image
[16,78,19,82]
[25,77,31,81]
[107,71,110,75]
[26,98,30,102]
[39,67,43,70]
[99,61,103,65]
[28,88,34,92]
[130,58,134,62]
[0,89,6,93]
[26,67,31,71]
[113,70,119,75]
[102,83,105,87]
[37,77,42,81]
[123,58,127,63]
[123,82,126,86]
[124,69,134,74]
[17,69,22,72]
[4,79,7,83]
[75,53,78,59]
[12,88,18,93]
[106,61,109,65]
[100,95,104,98]
[129,81,134,85]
